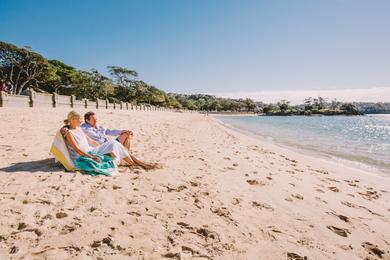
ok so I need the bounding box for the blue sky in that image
[1,0,390,102]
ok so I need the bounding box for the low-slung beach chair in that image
[50,130,120,176]
[50,131,77,171]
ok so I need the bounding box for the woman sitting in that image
[62,111,158,171]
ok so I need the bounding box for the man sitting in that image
[81,111,133,151]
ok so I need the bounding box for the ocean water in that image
[216,114,390,174]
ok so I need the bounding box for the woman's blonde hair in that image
[64,110,81,125]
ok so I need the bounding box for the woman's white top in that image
[66,127,129,161]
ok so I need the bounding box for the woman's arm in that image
[65,132,101,162]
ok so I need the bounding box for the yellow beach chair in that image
[50,131,77,171]
[49,130,120,176]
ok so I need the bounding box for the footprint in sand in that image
[361,242,388,258]
[231,198,241,205]
[251,201,274,211]
[358,190,381,200]
[161,252,181,259]
[60,224,80,235]
[166,185,187,192]
[318,169,329,174]
[328,186,340,192]
[246,179,267,186]
[327,225,350,237]
[181,245,198,258]
[17,222,27,230]
[247,179,259,185]
[56,212,68,219]
[291,194,304,200]
[297,238,314,247]
[344,179,359,187]
[336,214,349,223]
[196,227,220,241]
[210,207,237,225]
[287,252,307,260]
[315,197,328,204]
[327,212,350,222]
[188,181,200,187]
[341,201,384,217]
[193,198,203,209]
[9,246,19,254]
[324,177,340,183]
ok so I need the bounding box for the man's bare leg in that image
[107,152,135,167]
[117,132,131,150]
[129,154,160,170]
[117,133,159,170]
[123,156,135,167]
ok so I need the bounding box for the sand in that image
[0,107,389,259]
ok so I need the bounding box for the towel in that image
[75,152,118,176]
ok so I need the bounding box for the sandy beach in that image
[0,107,389,259]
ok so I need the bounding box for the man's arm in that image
[104,127,129,136]
[81,124,107,144]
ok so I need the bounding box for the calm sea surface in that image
[216,114,390,174]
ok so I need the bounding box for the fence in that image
[0,89,195,113]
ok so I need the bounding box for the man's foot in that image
[140,162,161,170]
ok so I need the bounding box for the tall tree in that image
[107,66,138,87]
[45,59,78,93]
[0,41,52,94]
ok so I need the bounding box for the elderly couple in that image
[61,111,159,172]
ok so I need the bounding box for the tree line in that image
[259,97,390,115]
[353,102,390,114]
[1,41,389,114]
[0,41,258,111]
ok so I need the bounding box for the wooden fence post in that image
[29,89,36,107]
[0,91,7,107]
[52,93,57,108]
[70,95,76,108]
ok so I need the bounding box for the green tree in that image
[210,99,222,111]
[0,41,52,94]
[277,99,290,112]
[330,98,339,111]
[304,97,313,111]
[44,59,78,93]
[262,104,276,114]
[340,103,362,115]
[89,69,115,100]
[244,98,257,111]
[107,66,138,86]
[71,70,93,99]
